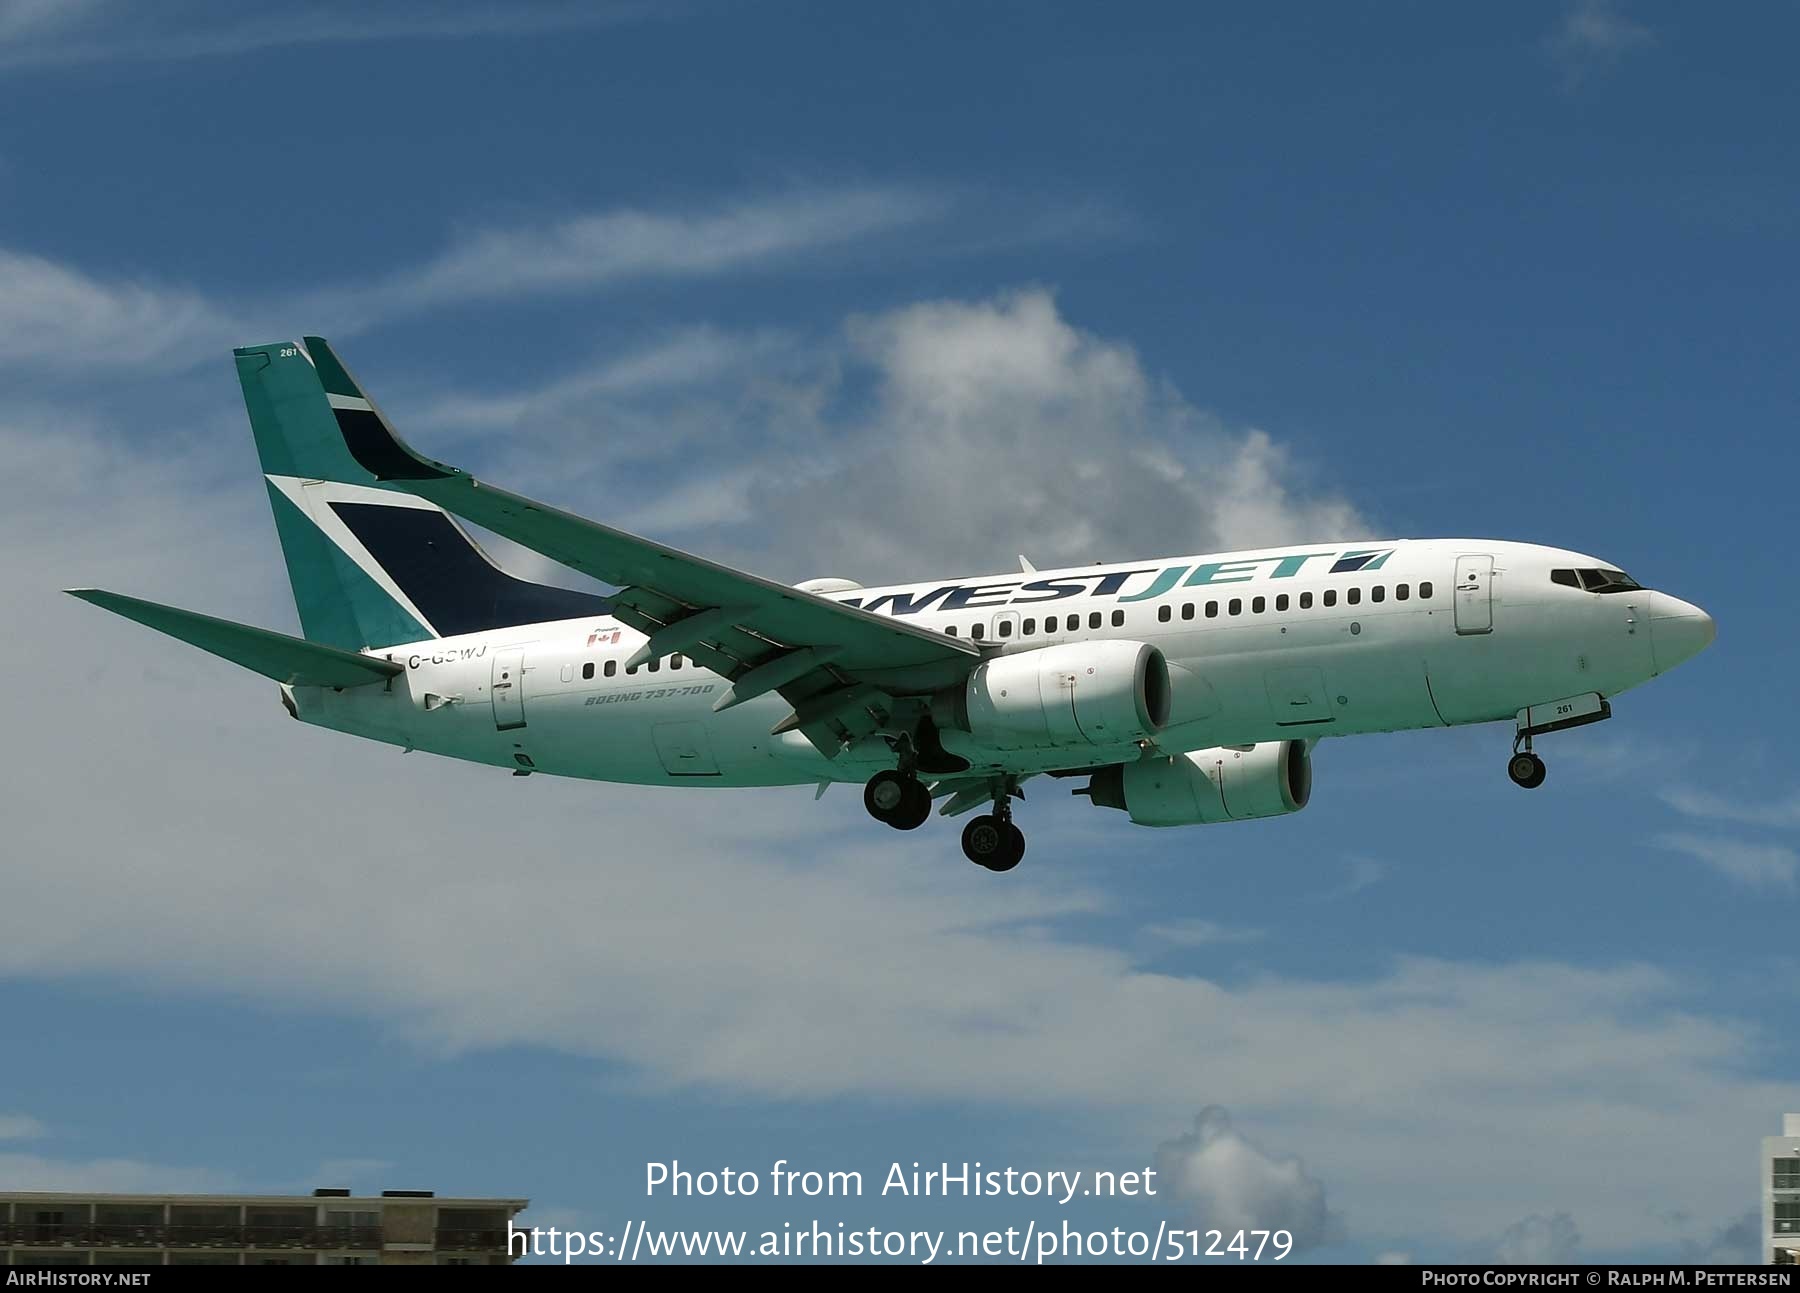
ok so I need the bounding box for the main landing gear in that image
[860,765,1027,872]
[863,768,932,830]
[961,812,1025,873]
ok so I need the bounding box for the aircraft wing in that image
[296,337,980,755]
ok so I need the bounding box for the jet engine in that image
[1080,740,1313,827]
[931,640,1171,750]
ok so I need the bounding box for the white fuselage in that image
[287,538,1703,789]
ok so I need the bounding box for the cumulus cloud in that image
[1677,1210,1760,1266]
[1494,1212,1581,1264]
[1154,1108,1332,1250]
[420,289,1368,582]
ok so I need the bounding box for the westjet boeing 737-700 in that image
[69,338,1716,871]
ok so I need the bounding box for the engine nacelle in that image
[932,640,1171,750]
[1082,740,1313,827]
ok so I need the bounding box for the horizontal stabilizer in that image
[66,589,403,688]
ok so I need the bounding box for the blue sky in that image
[0,0,1794,1265]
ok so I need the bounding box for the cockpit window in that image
[1554,567,1641,594]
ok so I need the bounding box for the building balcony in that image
[1,1223,383,1250]
[434,1227,518,1251]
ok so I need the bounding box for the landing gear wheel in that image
[1507,751,1547,789]
[865,770,931,829]
[890,777,932,831]
[962,815,1025,871]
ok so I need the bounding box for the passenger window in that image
[626,663,638,675]
[1023,618,1036,635]
[1396,584,1409,601]
[1276,593,1289,611]
[1371,586,1385,604]
[648,657,661,672]
[972,624,985,640]
[998,620,1013,638]
[1205,601,1219,618]
[945,625,957,636]
[582,662,595,680]
[1324,589,1337,607]
[1158,605,1171,623]
[1347,587,1362,606]
[1229,598,1242,616]
[605,660,617,677]
[1111,610,1124,627]
[1420,581,1433,599]
[671,654,683,669]
[1182,603,1196,621]
[1252,596,1266,614]
[1085,612,1098,629]
[1300,591,1313,609]
[1067,614,1080,632]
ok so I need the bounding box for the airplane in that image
[69,337,1716,872]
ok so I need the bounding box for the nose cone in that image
[1650,593,1717,673]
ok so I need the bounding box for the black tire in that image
[864,770,909,822]
[887,778,932,831]
[961,815,1007,867]
[988,822,1025,872]
[1508,752,1546,789]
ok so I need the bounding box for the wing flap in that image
[67,589,403,689]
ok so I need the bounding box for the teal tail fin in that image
[234,338,611,651]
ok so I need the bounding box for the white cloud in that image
[0,1152,228,1194]
[1677,1210,1760,1265]
[0,249,239,373]
[1373,1250,1414,1264]
[342,187,948,322]
[433,289,1369,583]
[0,1114,47,1141]
[1494,1212,1581,1264]
[0,1,667,69]
[1153,1108,1332,1251]
[1662,786,1800,830]
[1144,920,1264,948]
[1547,0,1653,86]
[1657,832,1798,891]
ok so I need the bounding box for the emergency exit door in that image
[491,649,526,730]
[1454,554,1493,635]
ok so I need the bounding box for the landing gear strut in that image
[864,769,931,830]
[961,780,1025,872]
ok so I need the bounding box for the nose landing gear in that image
[1507,748,1547,789]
